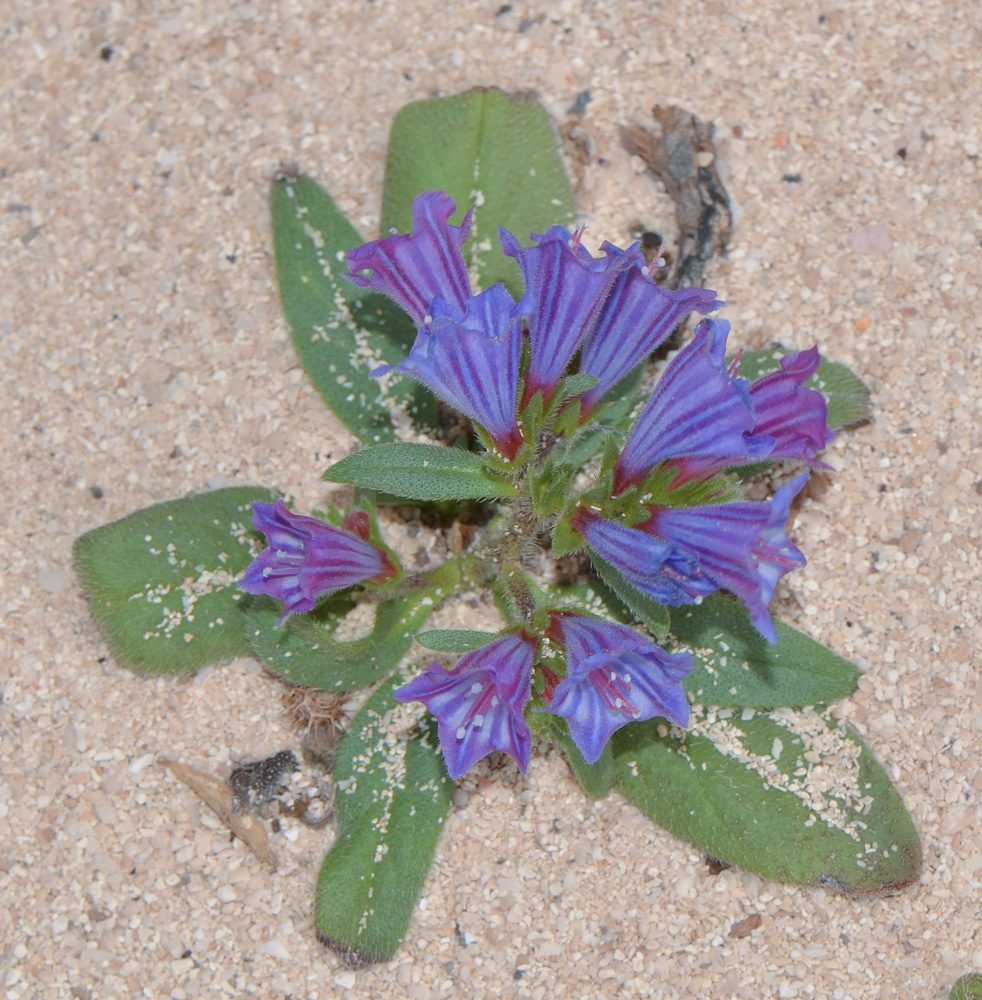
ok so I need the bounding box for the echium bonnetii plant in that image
[74,88,920,966]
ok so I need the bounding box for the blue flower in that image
[395,632,538,780]
[500,226,632,404]
[372,284,525,460]
[346,191,473,325]
[573,473,809,642]
[239,500,397,624]
[745,346,834,463]
[541,614,692,763]
[613,319,774,495]
[501,226,719,410]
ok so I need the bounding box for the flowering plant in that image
[74,89,919,966]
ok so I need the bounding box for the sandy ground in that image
[2,1,981,997]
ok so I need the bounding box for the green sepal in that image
[672,595,860,709]
[270,176,435,443]
[244,562,459,692]
[612,707,921,893]
[381,87,574,295]
[551,513,583,559]
[324,443,518,502]
[315,676,453,965]
[414,629,498,653]
[72,486,277,674]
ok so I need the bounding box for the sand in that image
[2,1,980,997]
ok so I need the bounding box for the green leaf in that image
[271,175,436,444]
[671,595,860,708]
[612,707,921,893]
[549,721,614,799]
[587,551,671,640]
[381,87,574,294]
[735,348,871,430]
[315,676,453,965]
[950,975,982,1000]
[324,443,518,501]
[245,562,460,692]
[414,629,497,653]
[73,487,276,674]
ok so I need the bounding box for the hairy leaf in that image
[671,595,860,708]
[325,443,517,501]
[613,707,921,893]
[315,677,452,965]
[271,175,436,443]
[73,487,276,673]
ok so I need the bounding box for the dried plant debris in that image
[622,105,733,291]
[162,758,279,869]
[282,685,349,770]
[229,749,299,814]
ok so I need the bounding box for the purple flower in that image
[641,474,808,642]
[576,255,721,415]
[613,319,774,495]
[372,284,525,460]
[501,226,632,404]
[541,614,692,763]
[572,507,718,606]
[345,191,473,325]
[573,473,808,642]
[239,500,397,624]
[501,227,720,410]
[745,346,834,463]
[395,632,538,780]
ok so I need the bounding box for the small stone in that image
[850,225,891,255]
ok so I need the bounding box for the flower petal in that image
[746,346,835,463]
[614,319,773,494]
[239,500,397,623]
[542,615,692,763]
[394,633,537,779]
[345,191,473,324]
[501,226,635,403]
[572,507,717,606]
[577,267,721,415]
[643,475,808,642]
[373,284,525,459]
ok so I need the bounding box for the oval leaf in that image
[325,443,518,501]
[315,676,453,965]
[612,706,921,893]
[73,487,276,673]
[414,629,498,653]
[271,175,436,443]
[671,595,860,708]
[381,87,574,294]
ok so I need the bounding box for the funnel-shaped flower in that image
[574,473,808,642]
[542,615,692,763]
[395,632,538,780]
[373,284,525,460]
[240,500,397,623]
[501,225,631,404]
[613,319,773,494]
[576,254,721,415]
[746,346,834,462]
[346,191,473,324]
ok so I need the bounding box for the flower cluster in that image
[240,191,833,780]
